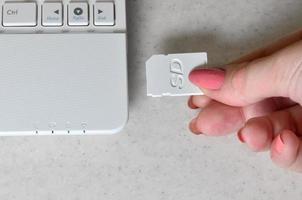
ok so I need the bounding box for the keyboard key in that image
[68,2,89,26]
[2,2,37,27]
[42,2,63,27]
[94,2,115,26]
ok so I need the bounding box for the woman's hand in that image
[188,30,302,172]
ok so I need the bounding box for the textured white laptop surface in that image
[0,0,128,135]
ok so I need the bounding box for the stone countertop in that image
[0,0,302,199]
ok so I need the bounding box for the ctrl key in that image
[2,2,37,27]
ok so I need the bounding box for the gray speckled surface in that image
[1,0,302,199]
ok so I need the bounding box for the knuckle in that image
[271,52,302,103]
[270,55,289,91]
[290,61,302,104]
[230,63,250,103]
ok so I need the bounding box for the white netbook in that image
[0,0,128,135]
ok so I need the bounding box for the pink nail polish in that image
[275,135,284,154]
[189,68,226,90]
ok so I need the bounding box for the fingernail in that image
[189,118,203,135]
[237,129,246,143]
[189,68,226,90]
[275,134,285,154]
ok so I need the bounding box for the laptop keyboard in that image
[0,1,121,33]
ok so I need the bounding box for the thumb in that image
[189,41,302,107]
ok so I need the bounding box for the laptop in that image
[0,0,128,135]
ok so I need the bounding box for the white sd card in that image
[146,52,207,97]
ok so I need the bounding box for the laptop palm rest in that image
[0,33,128,135]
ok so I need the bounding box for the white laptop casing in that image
[0,0,128,135]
